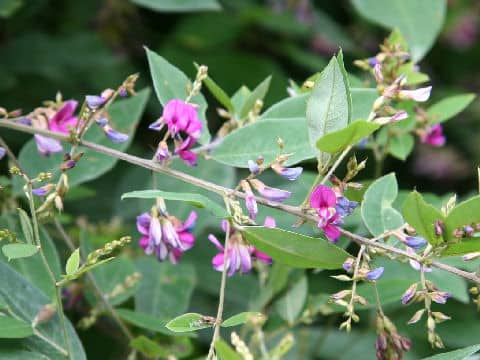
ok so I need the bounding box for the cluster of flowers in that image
[309,184,358,242]
[136,207,197,264]
[149,99,203,166]
[26,89,130,157]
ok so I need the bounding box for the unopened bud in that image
[33,303,57,327]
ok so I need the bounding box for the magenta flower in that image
[174,136,197,167]
[310,184,342,241]
[136,210,196,264]
[420,124,446,147]
[151,99,203,140]
[34,100,80,156]
[208,217,274,277]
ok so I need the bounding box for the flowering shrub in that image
[1,1,480,359]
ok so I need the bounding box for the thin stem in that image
[320,145,353,186]
[26,184,71,359]
[52,219,134,341]
[373,282,384,317]
[206,197,231,360]
[2,121,480,284]
[34,329,69,357]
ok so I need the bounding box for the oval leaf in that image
[421,344,480,360]
[239,76,271,119]
[221,312,263,328]
[306,56,349,153]
[2,244,38,261]
[352,0,447,61]
[131,0,221,12]
[65,248,80,276]
[165,313,213,333]
[316,120,379,154]
[361,173,404,236]
[0,316,33,338]
[215,339,242,360]
[121,190,229,219]
[17,208,34,245]
[445,195,480,242]
[428,93,475,124]
[243,227,349,269]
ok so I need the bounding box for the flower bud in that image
[401,283,418,305]
[85,95,106,109]
[366,267,384,281]
[247,159,260,174]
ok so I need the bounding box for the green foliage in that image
[214,339,242,360]
[388,133,415,161]
[361,173,404,236]
[2,243,38,261]
[17,208,33,245]
[212,118,314,167]
[428,93,476,124]
[402,191,444,245]
[352,0,447,61]
[221,312,263,328]
[421,344,480,360]
[122,190,229,219]
[115,308,174,336]
[0,316,33,338]
[275,275,308,324]
[65,248,80,276]
[316,120,379,154]
[145,48,210,144]
[306,55,350,155]
[243,227,349,269]
[238,75,271,119]
[166,313,213,333]
[131,0,221,12]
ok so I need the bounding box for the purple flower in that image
[310,185,341,242]
[406,247,432,272]
[175,136,197,167]
[85,95,106,109]
[0,146,5,160]
[208,218,274,277]
[136,210,196,264]
[271,164,303,181]
[405,236,427,249]
[420,124,446,147]
[368,57,379,67]
[248,160,260,174]
[155,141,170,163]
[399,86,432,102]
[104,127,129,143]
[241,180,257,220]
[343,258,354,272]
[401,283,418,305]
[154,99,203,140]
[32,184,55,197]
[431,291,452,304]
[249,179,291,203]
[366,267,384,280]
[335,196,358,217]
[119,88,128,97]
[33,100,80,156]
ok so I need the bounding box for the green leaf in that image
[421,344,480,360]
[398,62,430,85]
[361,173,404,236]
[221,312,263,328]
[17,208,34,245]
[215,339,242,360]
[275,275,308,324]
[243,227,349,269]
[134,257,196,319]
[441,238,480,257]
[260,94,308,120]
[351,88,378,121]
[231,86,251,112]
[0,261,86,359]
[428,93,476,124]
[388,134,414,161]
[0,316,33,338]
[444,195,480,242]
[130,336,166,358]
[0,0,22,18]
[306,56,349,153]
[212,118,315,168]
[316,120,379,154]
[166,313,213,332]
[402,191,444,245]
[116,308,173,335]
[239,75,271,119]
[145,47,210,144]
[131,0,221,12]
[202,74,234,112]
[65,248,80,276]
[14,89,150,192]
[352,0,447,61]
[336,50,352,123]
[121,190,228,219]
[2,244,38,261]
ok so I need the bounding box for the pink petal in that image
[208,234,224,251]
